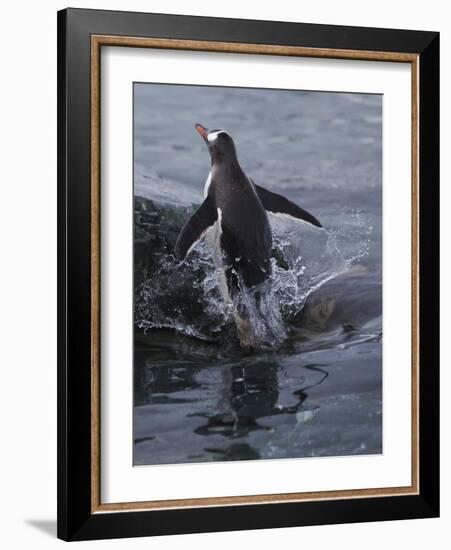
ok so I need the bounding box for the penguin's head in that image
[195,123,237,163]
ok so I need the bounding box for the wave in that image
[135,201,372,350]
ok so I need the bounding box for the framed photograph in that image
[57,8,439,541]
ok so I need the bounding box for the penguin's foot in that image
[234,314,256,352]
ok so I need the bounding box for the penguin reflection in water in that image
[175,124,323,349]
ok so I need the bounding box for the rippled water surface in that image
[133,84,382,465]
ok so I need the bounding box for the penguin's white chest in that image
[203,171,212,199]
[205,207,230,302]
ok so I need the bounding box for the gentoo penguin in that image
[175,123,322,348]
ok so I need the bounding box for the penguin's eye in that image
[207,130,230,143]
[207,131,220,143]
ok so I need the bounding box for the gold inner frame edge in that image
[90,35,420,514]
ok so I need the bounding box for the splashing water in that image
[135,207,371,349]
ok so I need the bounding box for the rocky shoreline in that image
[134,196,196,287]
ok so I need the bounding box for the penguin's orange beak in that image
[195,123,209,141]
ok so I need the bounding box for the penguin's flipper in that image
[174,196,218,260]
[253,182,322,228]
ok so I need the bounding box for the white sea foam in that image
[135,207,371,350]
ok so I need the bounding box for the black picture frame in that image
[57,7,439,541]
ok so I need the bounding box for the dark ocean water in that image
[133,84,382,465]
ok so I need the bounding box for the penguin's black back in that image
[210,165,272,290]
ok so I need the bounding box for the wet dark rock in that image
[295,273,382,332]
[272,246,290,270]
[134,196,198,286]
